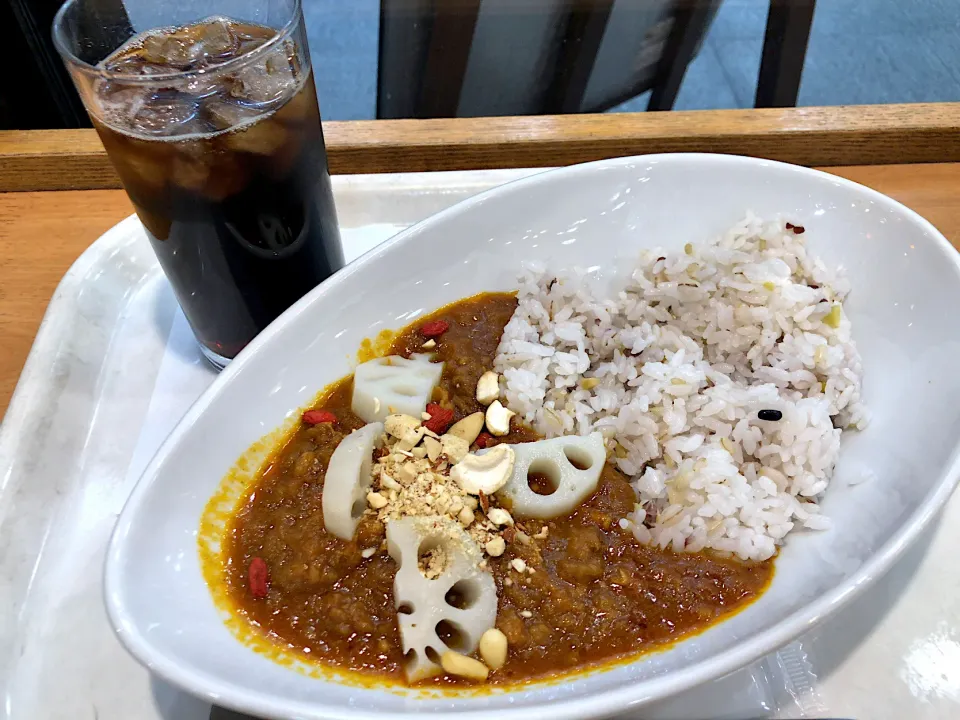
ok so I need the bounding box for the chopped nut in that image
[446,411,485,446]
[398,463,418,484]
[484,536,506,557]
[380,472,401,491]
[421,339,437,349]
[396,426,425,452]
[421,411,432,421]
[464,495,479,510]
[367,491,388,509]
[485,400,515,436]
[418,546,449,579]
[515,531,531,545]
[450,445,515,495]
[361,547,376,559]
[534,525,549,540]
[510,558,527,573]
[411,446,427,458]
[440,433,470,464]
[580,377,600,391]
[519,610,533,619]
[385,413,421,439]
[458,506,475,527]
[476,371,500,406]
[441,651,489,681]
[478,490,490,513]
[504,577,513,587]
[423,436,442,462]
[487,507,513,527]
[478,628,508,670]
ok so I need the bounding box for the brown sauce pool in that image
[210,292,774,686]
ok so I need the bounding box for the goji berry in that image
[792,225,805,234]
[423,402,454,434]
[303,410,336,425]
[420,320,450,339]
[249,557,270,599]
[474,432,495,449]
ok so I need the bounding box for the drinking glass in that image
[53,0,344,368]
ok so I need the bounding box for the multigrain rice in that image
[494,213,866,561]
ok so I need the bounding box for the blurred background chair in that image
[1,0,818,128]
[377,0,815,119]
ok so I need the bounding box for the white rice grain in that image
[495,213,866,561]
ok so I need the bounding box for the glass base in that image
[199,344,232,370]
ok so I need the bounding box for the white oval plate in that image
[105,154,960,719]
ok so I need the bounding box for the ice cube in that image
[219,115,288,156]
[131,89,202,137]
[141,31,203,70]
[234,24,274,56]
[107,139,170,193]
[204,94,263,132]
[227,55,296,110]
[196,17,240,63]
[171,141,248,200]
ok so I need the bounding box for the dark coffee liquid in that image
[93,18,342,361]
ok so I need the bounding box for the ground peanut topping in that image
[369,412,512,555]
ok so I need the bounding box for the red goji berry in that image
[303,410,337,425]
[474,432,495,449]
[423,402,455,434]
[420,320,450,339]
[785,222,794,229]
[249,557,270,599]
[792,225,805,234]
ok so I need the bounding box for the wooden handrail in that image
[1,103,958,192]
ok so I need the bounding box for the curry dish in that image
[219,292,773,686]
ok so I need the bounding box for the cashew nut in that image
[485,400,515,436]
[450,445,515,495]
[476,371,500,406]
[446,411,485,445]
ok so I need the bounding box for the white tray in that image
[2,168,959,720]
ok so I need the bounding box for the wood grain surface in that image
[2,162,960,418]
[1,104,959,191]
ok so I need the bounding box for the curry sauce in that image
[219,292,774,685]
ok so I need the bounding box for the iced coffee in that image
[75,16,343,365]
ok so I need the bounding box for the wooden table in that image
[2,104,960,418]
